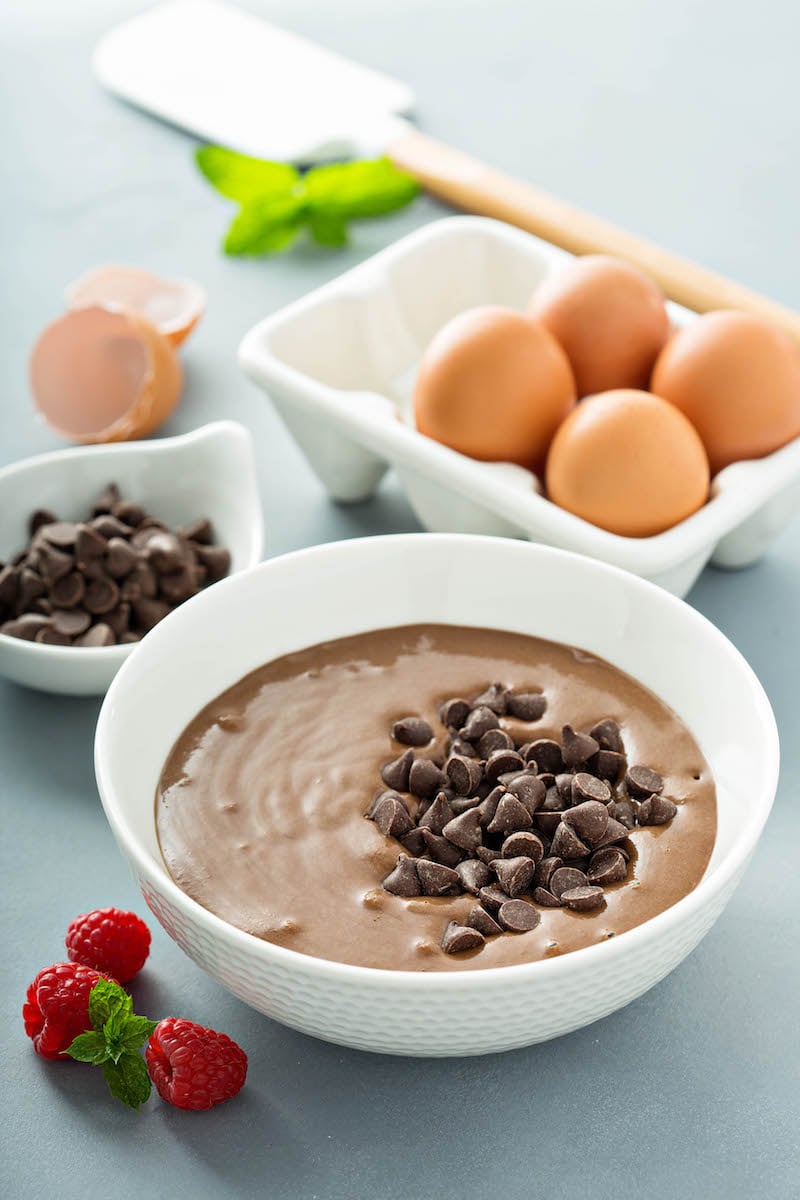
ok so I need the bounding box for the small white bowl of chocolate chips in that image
[0,422,263,695]
[95,533,779,1055]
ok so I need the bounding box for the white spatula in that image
[94,0,800,342]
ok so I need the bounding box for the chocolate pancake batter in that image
[156,625,716,971]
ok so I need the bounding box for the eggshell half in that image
[414,306,576,471]
[65,265,205,347]
[30,306,184,444]
[651,310,800,475]
[529,255,670,396]
[546,388,710,537]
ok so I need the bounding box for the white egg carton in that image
[238,216,800,596]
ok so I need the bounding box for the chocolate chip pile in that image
[366,684,678,956]
[0,484,230,647]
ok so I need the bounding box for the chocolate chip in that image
[456,859,491,894]
[380,747,414,792]
[532,887,562,907]
[160,561,202,603]
[75,622,115,647]
[442,808,483,852]
[392,716,433,746]
[477,728,514,757]
[476,845,501,864]
[370,795,414,838]
[561,886,605,912]
[49,571,85,609]
[478,786,504,828]
[408,757,447,799]
[492,856,535,897]
[498,900,540,932]
[445,754,484,796]
[382,855,421,897]
[550,821,590,860]
[119,631,141,644]
[502,831,545,862]
[571,773,612,805]
[608,799,638,829]
[556,773,574,802]
[638,795,678,825]
[487,794,533,835]
[528,739,564,774]
[34,625,70,645]
[91,483,120,515]
[83,576,120,615]
[449,737,478,759]
[51,608,91,637]
[587,847,628,885]
[561,725,600,767]
[589,718,624,753]
[549,866,589,901]
[542,785,566,812]
[417,861,461,897]
[439,696,471,729]
[145,531,186,574]
[1,613,50,640]
[595,750,626,782]
[194,544,231,582]
[449,795,481,815]
[459,705,499,741]
[626,765,664,797]
[418,792,455,836]
[506,691,547,721]
[105,603,131,638]
[27,597,51,616]
[595,817,631,847]
[506,772,546,813]
[32,541,73,584]
[104,537,138,579]
[517,741,538,765]
[131,596,171,631]
[18,567,46,610]
[472,682,508,714]
[91,514,132,540]
[400,829,427,857]
[29,509,56,536]
[441,921,484,954]
[177,517,212,544]
[533,856,563,889]
[420,829,463,867]
[39,521,78,548]
[485,748,524,783]
[112,500,146,527]
[467,906,502,937]
[0,565,18,608]
[478,885,511,913]
[563,800,610,847]
[534,811,563,838]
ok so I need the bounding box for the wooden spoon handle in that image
[389,128,800,345]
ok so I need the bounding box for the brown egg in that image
[651,310,800,475]
[528,255,670,396]
[65,265,205,347]
[546,389,710,536]
[30,306,184,443]
[413,306,576,471]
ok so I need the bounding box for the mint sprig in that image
[195,146,419,256]
[67,979,157,1110]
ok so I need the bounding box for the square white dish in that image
[238,216,800,597]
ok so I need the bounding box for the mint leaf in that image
[195,146,299,202]
[102,1053,152,1111]
[88,978,131,1031]
[224,197,304,255]
[67,1031,109,1065]
[305,157,419,220]
[119,1015,159,1053]
[308,210,349,247]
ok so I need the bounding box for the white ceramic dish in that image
[95,534,778,1056]
[238,216,800,598]
[0,422,263,695]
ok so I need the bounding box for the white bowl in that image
[238,216,800,598]
[95,534,778,1056]
[0,422,264,695]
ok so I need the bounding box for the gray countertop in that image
[2,1,798,1196]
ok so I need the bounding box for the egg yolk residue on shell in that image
[528,255,670,397]
[546,388,710,536]
[651,310,800,475]
[413,306,576,472]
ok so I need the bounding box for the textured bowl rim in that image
[0,421,264,664]
[95,534,780,990]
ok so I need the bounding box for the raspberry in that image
[23,962,110,1059]
[66,907,151,983]
[145,1018,248,1110]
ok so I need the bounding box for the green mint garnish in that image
[67,979,158,1110]
[195,146,419,256]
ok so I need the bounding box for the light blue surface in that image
[2,2,798,1196]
